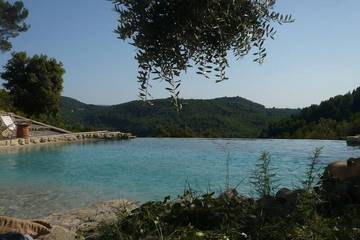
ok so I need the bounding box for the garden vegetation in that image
[83,149,360,240]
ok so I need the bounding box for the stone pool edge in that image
[0,131,136,150]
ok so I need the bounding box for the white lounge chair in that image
[0,115,16,138]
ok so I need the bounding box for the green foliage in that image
[250,152,279,198]
[0,89,13,111]
[1,52,65,118]
[302,147,323,191]
[93,189,255,240]
[0,0,29,52]
[263,87,360,139]
[0,88,67,129]
[112,0,293,108]
[91,187,360,240]
[293,148,326,239]
[89,151,360,240]
[61,96,298,137]
[214,142,232,191]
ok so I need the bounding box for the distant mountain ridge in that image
[60,96,298,138]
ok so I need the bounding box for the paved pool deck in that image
[0,113,135,150]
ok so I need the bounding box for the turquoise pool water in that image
[0,138,360,218]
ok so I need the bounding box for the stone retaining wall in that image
[346,135,360,146]
[0,131,135,148]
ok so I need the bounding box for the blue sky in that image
[0,0,359,108]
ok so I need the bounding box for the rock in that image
[42,199,137,236]
[275,188,292,201]
[257,195,278,207]
[66,137,76,142]
[275,188,304,210]
[321,157,360,205]
[324,158,360,181]
[347,136,360,146]
[18,139,25,145]
[218,188,239,201]
[321,175,360,205]
[0,216,51,239]
[105,133,113,139]
[57,136,65,142]
[40,138,47,143]
[37,225,76,240]
[119,133,128,139]
[10,140,18,146]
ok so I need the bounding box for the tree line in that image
[262,87,360,139]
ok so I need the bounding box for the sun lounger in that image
[0,115,16,138]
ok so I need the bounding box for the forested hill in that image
[263,87,360,139]
[60,96,298,138]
